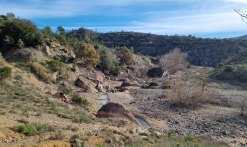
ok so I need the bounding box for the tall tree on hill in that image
[0,14,43,50]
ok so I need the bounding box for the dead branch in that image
[235,9,247,23]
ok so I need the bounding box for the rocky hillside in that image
[69,28,247,67]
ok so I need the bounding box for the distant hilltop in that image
[68,28,247,67]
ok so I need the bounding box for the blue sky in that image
[1,0,247,38]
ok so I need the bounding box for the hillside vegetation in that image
[69,28,247,67]
[1,13,247,147]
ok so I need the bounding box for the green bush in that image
[217,62,224,68]
[14,123,45,136]
[79,115,92,124]
[0,66,12,81]
[58,85,73,95]
[15,62,30,72]
[149,81,159,86]
[70,134,79,143]
[46,59,63,72]
[224,65,237,72]
[71,94,89,106]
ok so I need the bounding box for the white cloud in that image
[1,0,247,37]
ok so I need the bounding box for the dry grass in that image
[167,80,218,107]
[28,62,55,83]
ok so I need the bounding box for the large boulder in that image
[75,76,95,92]
[97,102,139,124]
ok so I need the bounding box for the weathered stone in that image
[97,102,139,124]
[75,76,92,92]
[104,69,109,75]
[96,83,104,92]
[109,76,118,81]
[121,81,132,87]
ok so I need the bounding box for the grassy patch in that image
[71,94,90,107]
[13,123,46,136]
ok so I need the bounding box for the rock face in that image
[4,48,48,62]
[96,82,103,92]
[38,42,75,62]
[75,76,95,92]
[97,102,139,124]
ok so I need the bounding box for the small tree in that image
[76,43,100,68]
[160,48,188,74]
[0,66,12,81]
[115,46,134,65]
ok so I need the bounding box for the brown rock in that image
[104,69,109,75]
[75,76,96,92]
[89,73,105,84]
[118,78,130,83]
[121,81,132,87]
[110,76,118,81]
[56,92,69,102]
[97,102,139,124]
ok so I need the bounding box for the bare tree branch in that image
[235,9,247,23]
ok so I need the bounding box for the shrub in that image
[224,65,237,72]
[0,66,12,81]
[58,85,73,95]
[15,62,30,72]
[115,46,134,65]
[76,43,100,68]
[217,62,224,68]
[14,123,45,136]
[79,115,92,124]
[100,50,122,75]
[160,48,188,74]
[46,59,63,72]
[168,130,175,137]
[149,81,159,87]
[28,62,55,83]
[70,134,79,143]
[71,94,89,106]
[0,52,5,65]
[72,114,92,124]
[167,81,215,107]
[161,81,171,89]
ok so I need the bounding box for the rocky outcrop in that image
[88,73,105,84]
[96,82,103,92]
[97,102,139,124]
[38,42,75,62]
[4,48,48,62]
[75,76,96,92]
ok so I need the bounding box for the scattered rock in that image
[121,81,132,87]
[96,82,104,92]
